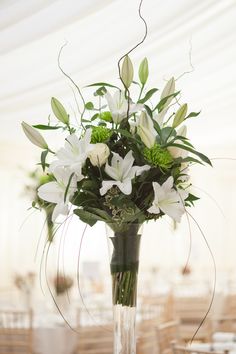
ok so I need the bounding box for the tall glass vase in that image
[107,223,142,354]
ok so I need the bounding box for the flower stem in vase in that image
[109,224,142,354]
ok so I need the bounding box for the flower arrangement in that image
[181,265,192,276]
[54,274,73,295]
[22,54,211,353]
[22,56,210,230]
[14,272,35,292]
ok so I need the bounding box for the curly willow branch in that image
[57,42,86,127]
[117,0,148,120]
[187,211,216,345]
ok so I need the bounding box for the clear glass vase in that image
[107,223,142,354]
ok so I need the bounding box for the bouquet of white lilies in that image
[22,55,210,229]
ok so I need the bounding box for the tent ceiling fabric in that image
[0,0,236,148]
[0,0,112,53]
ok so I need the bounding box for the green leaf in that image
[41,150,48,172]
[85,102,94,110]
[82,180,99,192]
[138,57,149,85]
[144,104,153,118]
[181,156,204,165]
[116,129,141,144]
[170,143,212,166]
[64,173,75,203]
[186,111,201,119]
[51,97,69,124]
[94,86,107,97]
[152,119,162,137]
[132,80,141,87]
[86,207,111,222]
[155,91,180,112]
[33,124,62,130]
[91,113,99,121]
[173,104,188,128]
[87,82,119,89]
[72,192,98,207]
[185,193,200,206]
[81,119,91,123]
[161,127,176,144]
[73,209,99,226]
[121,55,134,88]
[168,135,194,148]
[138,88,158,104]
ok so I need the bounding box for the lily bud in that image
[139,58,149,85]
[121,55,134,88]
[51,97,69,124]
[21,122,48,149]
[178,125,187,138]
[89,143,110,167]
[173,104,188,128]
[160,77,175,108]
[137,112,157,148]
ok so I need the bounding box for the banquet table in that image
[0,311,78,354]
[190,332,236,354]
[33,313,78,354]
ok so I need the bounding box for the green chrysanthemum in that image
[143,144,173,169]
[91,126,111,143]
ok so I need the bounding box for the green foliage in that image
[33,124,62,130]
[138,88,158,104]
[40,150,48,172]
[85,102,94,110]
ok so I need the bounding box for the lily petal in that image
[52,202,69,222]
[38,182,62,204]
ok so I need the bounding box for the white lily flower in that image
[38,166,77,222]
[100,150,150,196]
[137,111,157,148]
[50,129,92,177]
[105,91,142,124]
[148,176,187,222]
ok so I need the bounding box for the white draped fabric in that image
[0,0,236,288]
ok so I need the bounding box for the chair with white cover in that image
[0,310,33,354]
[140,292,174,322]
[171,341,229,354]
[137,318,158,354]
[76,324,113,354]
[156,320,180,354]
[214,294,236,331]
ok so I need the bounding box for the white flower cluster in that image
[30,89,189,223]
